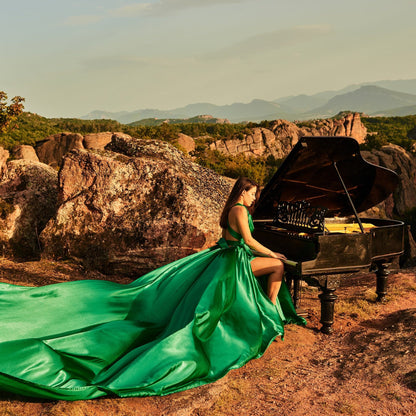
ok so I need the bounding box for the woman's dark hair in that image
[220,177,259,229]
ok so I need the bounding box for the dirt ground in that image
[0,258,415,416]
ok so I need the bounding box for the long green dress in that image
[0,205,305,400]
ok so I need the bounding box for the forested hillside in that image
[0,113,123,149]
[0,112,253,150]
[1,112,415,186]
[361,115,416,150]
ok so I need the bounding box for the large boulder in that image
[361,144,416,217]
[36,132,84,168]
[0,146,9,178]
[361,145,416,267]
[11,144,39,162]
[176,133,195,153]
[0,160,58,259]
[40,135,232,276]
[83,132,113,150]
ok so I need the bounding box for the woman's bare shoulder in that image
[229,205,247,219]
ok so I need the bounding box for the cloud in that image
[207,25,333,59]
[64,14,103,26]
[108,3,153,18]
[109,0,248,18]
[82,55,152,71]
[65,0,248,25]
[80,54,199,73]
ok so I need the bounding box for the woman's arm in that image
[231,206,285,260]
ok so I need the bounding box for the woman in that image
[0,177,305,401]
[220,177,287,305]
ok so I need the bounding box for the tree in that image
[0,91,25,133]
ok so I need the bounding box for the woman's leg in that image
[251,257,284,305]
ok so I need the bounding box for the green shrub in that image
[361,115,416,151]
[195,149,282,186]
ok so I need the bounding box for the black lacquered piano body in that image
[252,136,405,334]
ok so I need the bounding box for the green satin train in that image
[0,236,305,400]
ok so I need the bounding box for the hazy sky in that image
[2,0,416,117]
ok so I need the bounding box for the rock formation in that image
[361,144,416,218]
[176,133,195,153]
[2,112,415,269]
[83,132,113,151]
[31,113,367,169]
[361,145,416,266]
[35,132,138,166]
[36,132,84,168]
[302,113,367,143]
[11,144,39,162]
[195,115,230,124]
[40,135,232,276]
[209,122,296,158]
[0,160,58,258]
[0,146,9,178]
[209,113,367,159]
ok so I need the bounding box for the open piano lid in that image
[253,136,399,219]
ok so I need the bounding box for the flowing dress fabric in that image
[0,211,305,401]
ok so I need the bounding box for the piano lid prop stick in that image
[333,161,365,233]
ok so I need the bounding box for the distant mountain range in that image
[129,115,231,126]
[81,79,416,124]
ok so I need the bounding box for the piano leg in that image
[318,286,338,334]
[312,275,341,334]
[285,273,308,317]
[285,272,301,308]
[285,272,293,293]
[375,261,390,302]
[293,279,301,308]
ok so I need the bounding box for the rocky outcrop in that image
[176,133,195,153]
[0,146,9,178]
[209,122,296,158]
[36,133,84,168]
[361,145,416,266]
[209,113,367,159]
[29,113,366,168]
[11,145,39,162]
[40,135,232,276]
[303,113,367,143]
[195,115,230,124]
[0,160,58,258]
[35,132,136,166]
[361,144,416,217]
[349,113,367,143]
[162,115,230,125]
[83,132,113,150]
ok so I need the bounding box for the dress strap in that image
[232,203,254,233]
[227,221,243,240]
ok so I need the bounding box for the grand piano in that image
[252,136,405,334]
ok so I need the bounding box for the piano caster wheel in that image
[376,292,388,303]
[320,324,334,335]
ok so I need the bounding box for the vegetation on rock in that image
[195,149,282,185]
[0,91,25,136]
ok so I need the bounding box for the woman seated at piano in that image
[0,177,304,401]
[220,176,289,305]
